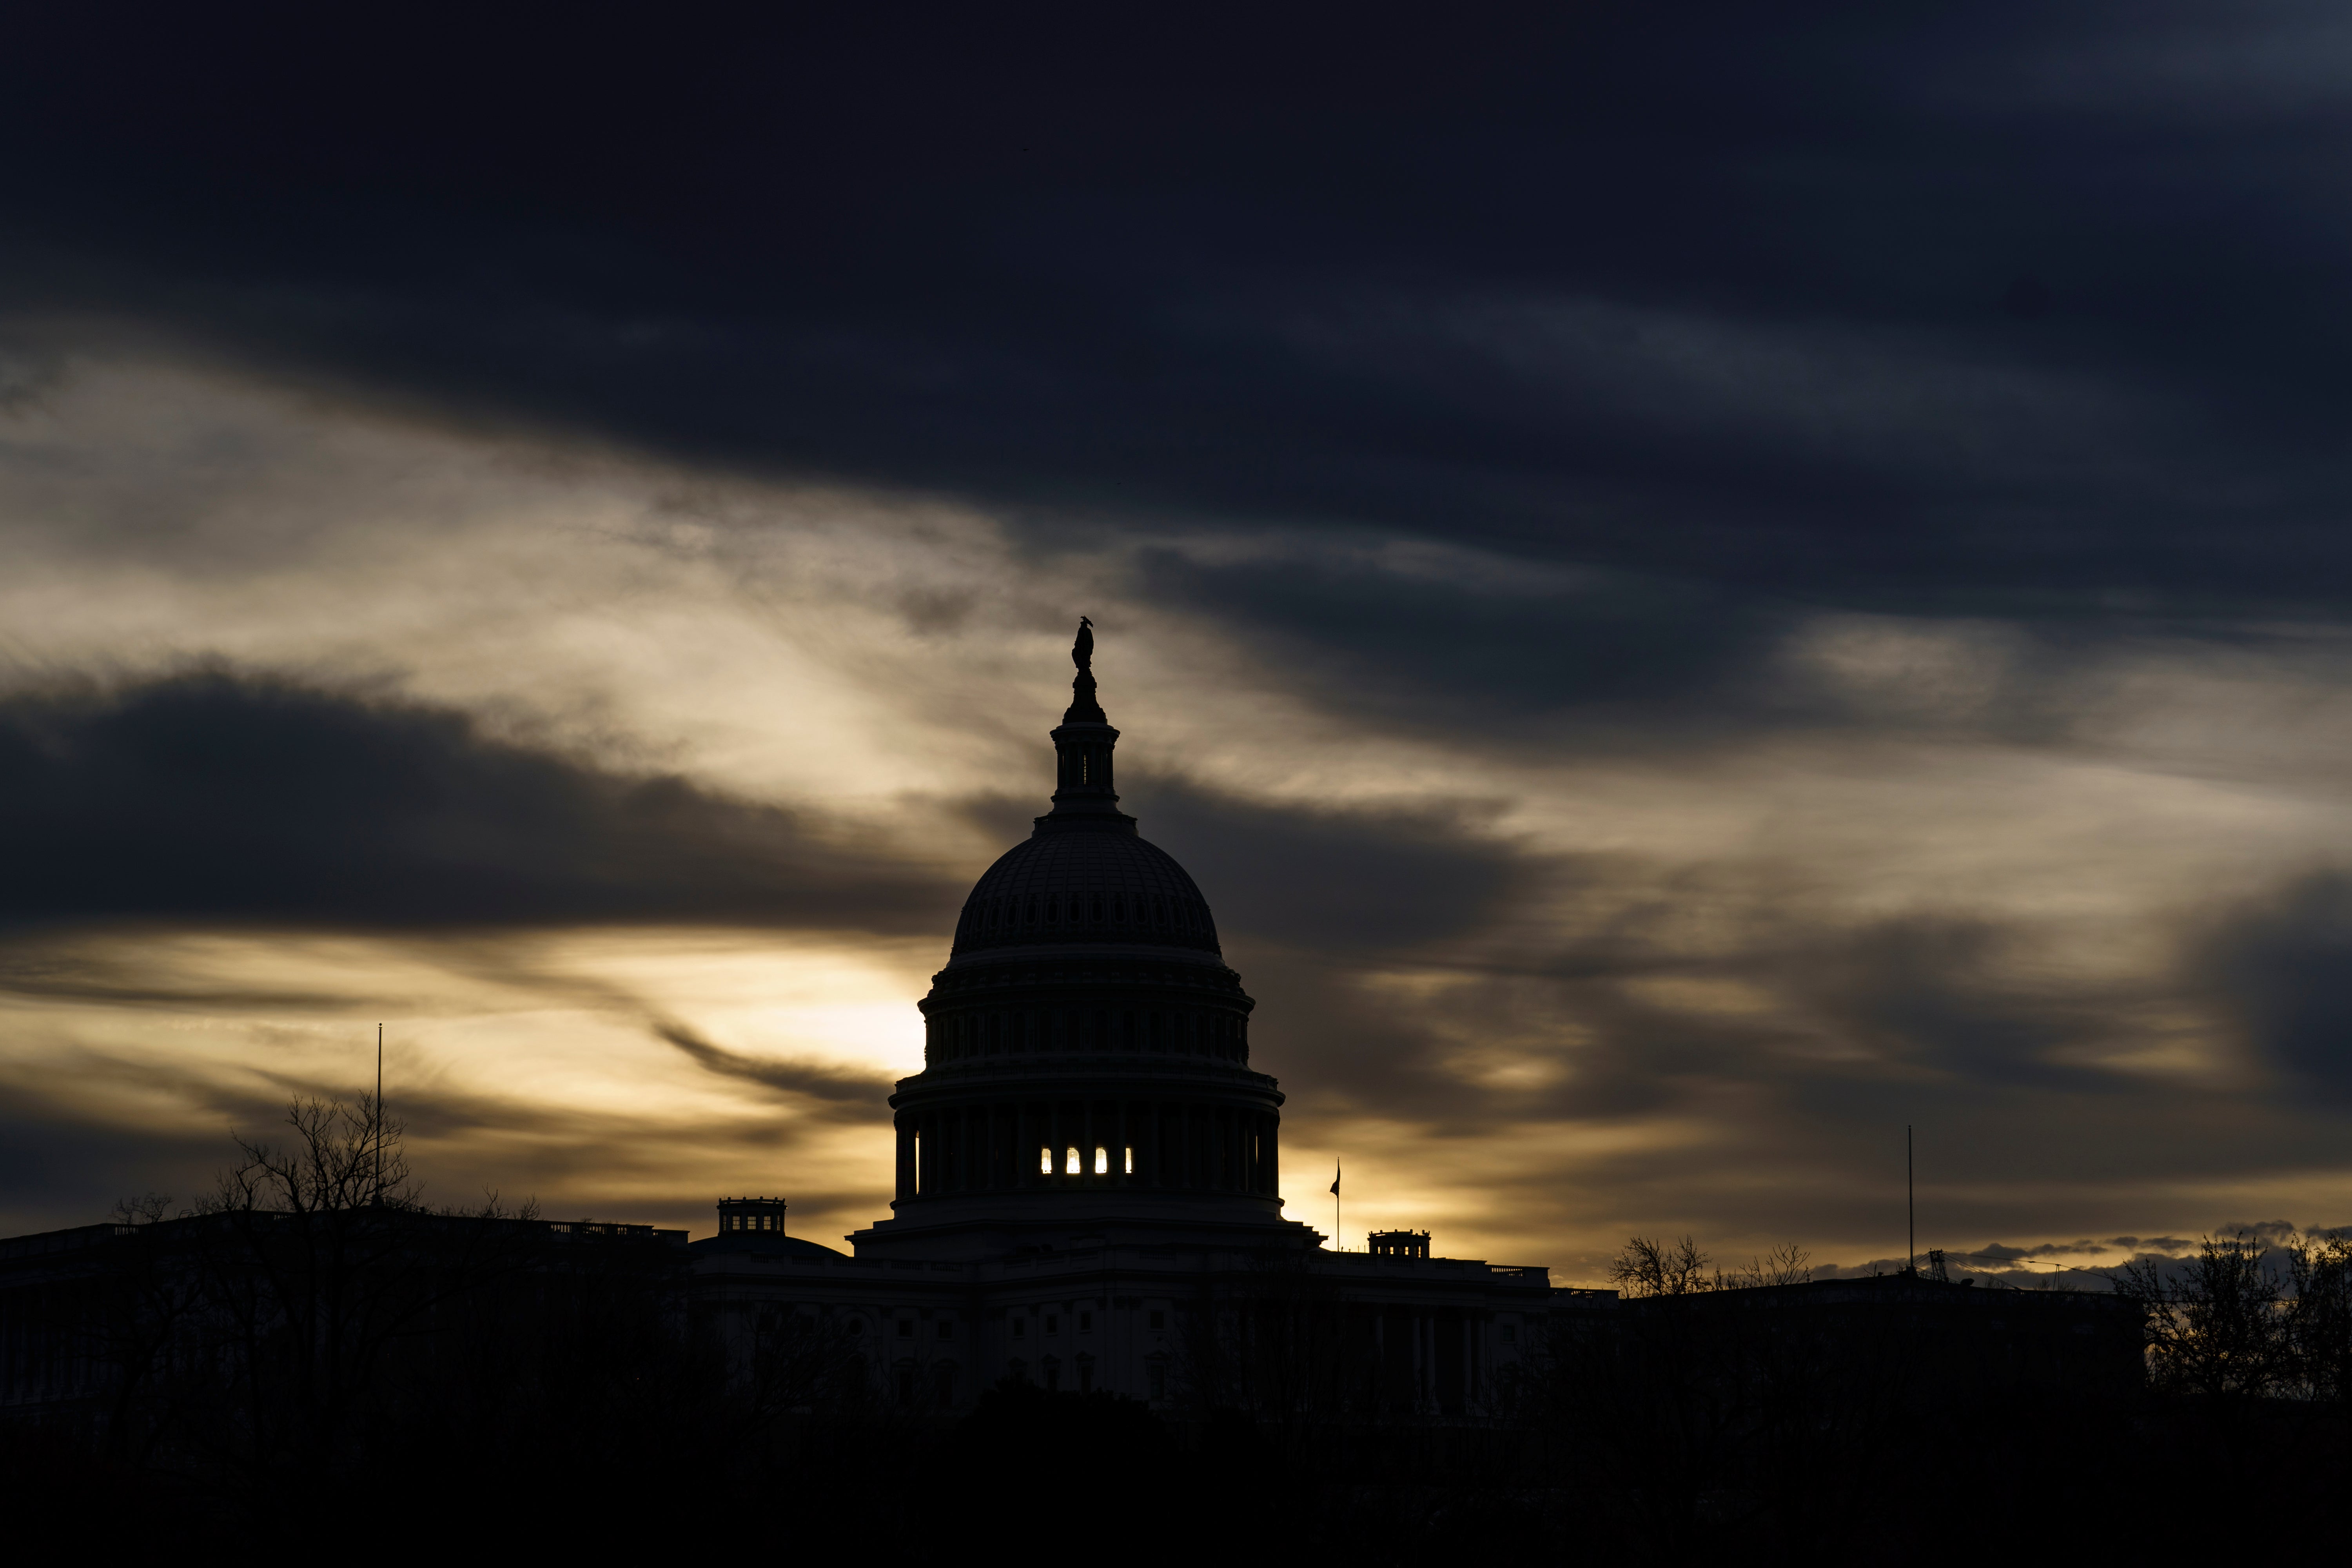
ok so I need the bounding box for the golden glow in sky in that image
[5,343,2351,1285]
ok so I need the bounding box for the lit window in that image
[1065,1146,1080,1174]
[1123,1146,1134,1174]
[1039,1147,1052,1174]
[1093,1145,1107,1174]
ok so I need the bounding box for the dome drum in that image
[918,956,1254,1071]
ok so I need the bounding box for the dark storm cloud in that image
[1132,548,1792,728]
[9,2,2352,659]
[1777,916,2132,1093]
[0,670,962,933]
[0,1085,234,1228]
[652,1020,895,1114]
[2197,872,2352,1102]
[1134,779,1531,953]
[1479,907,2142,1124]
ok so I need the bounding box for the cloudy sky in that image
[5,3,2352,1283]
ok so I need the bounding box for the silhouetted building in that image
[0,627,2149,1428]
[1619,1271,2145,1402]
[1369,1230,1432,1259]
[687,626,1556,1412]
[0,1210,688,1423]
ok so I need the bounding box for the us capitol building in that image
[689,623,1559,1411]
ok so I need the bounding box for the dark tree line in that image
[2118,1231,2352,1403]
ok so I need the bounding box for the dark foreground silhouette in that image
[6,1103,2346,1559]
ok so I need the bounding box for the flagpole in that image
[1330,1159,1341,1251]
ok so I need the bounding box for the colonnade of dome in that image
[897,1098,1280,1198]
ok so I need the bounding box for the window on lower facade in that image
[1042,1358,1061,1391]
[1148,1361,1168,1401]
[1065,1146,1080,1174]
[1039,1146,1052,1174]
[1093,1145,1107,1174]
[1077,1357,1094,1394]
[1124,1145,1135,1174]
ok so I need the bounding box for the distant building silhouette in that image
[1369,1230,1432,1259]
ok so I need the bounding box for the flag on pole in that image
[1329,1161,1341,1196]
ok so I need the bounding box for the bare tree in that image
[2116,1234,2287,1398]
[107,1093,545,1498]
[1610,1236,1714,1298]
[1723,1243,1814,1290]
[2283,1232,2352,1406]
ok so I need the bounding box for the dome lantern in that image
[1042,615,1131,831]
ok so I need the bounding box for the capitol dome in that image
[851,619,1298,1258]
[949,828,1220,958]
